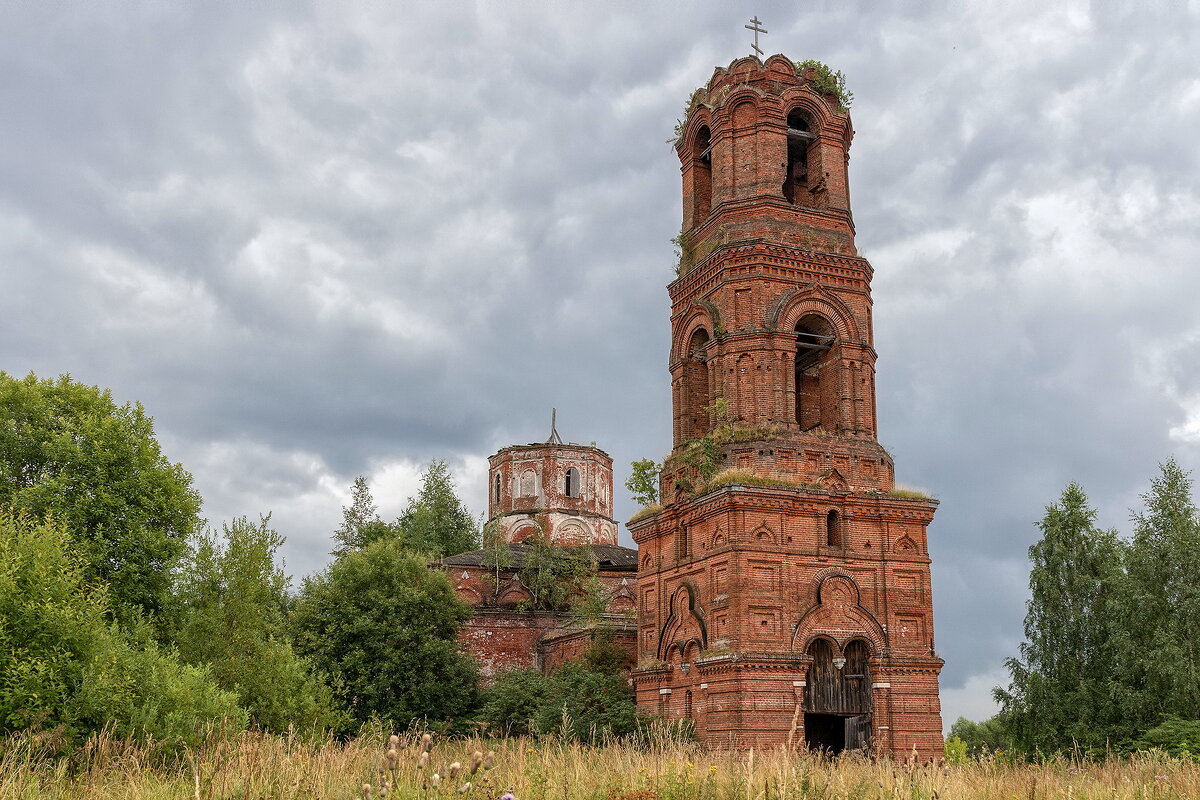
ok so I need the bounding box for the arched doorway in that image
[804,638,871,753]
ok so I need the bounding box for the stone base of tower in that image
[633,655,942,759]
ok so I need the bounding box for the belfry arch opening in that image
[682,328,711,440]
[794,314,839,432]
[804,638,872,754]
[783,109,817,206]
[692,125,712,222]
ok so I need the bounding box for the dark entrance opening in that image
[804,713,871,754]
[805,638,873,753]
[803,713,845,752]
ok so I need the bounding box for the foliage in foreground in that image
[168,516,344,733]
[5,729,1200,800]
[0,510,244,746]
[289,539,479,731]
[481,633,638,741]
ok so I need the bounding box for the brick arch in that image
[718,85,767,113]
[672,307,717,364]
[751,522,777,545]
[555,519,591,545]
[791,574,888,654]
[773,286,862,343]
[657,583,708,660]
[779,89,843,134]
[680,107,715,156]
[763,53,799,77]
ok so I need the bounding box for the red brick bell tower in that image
[629,55,944,758]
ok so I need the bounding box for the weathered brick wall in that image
[489,444,618,545]
[448,561,637,682]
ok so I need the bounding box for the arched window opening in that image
[795,314,839,432]
[493,472,501,503]
[826,510,841,548]
[684,690,694,719]
[783,109,817,206]
[564,467,580,498]
[692,125,712,222]
[683,328,711,440]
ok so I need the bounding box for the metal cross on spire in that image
[745,16,768,58]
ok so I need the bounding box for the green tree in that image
[947,715,1014,757]
[0,372,201,619]
[626,459,661,508]
[169,516,343,733]
[332,476,401,556]
[0,510,243,745]
[995,482,1126,752]
[397,460,479,557]
[517,535,599,612]
[289,538,479,730]
[1118,459,1200,728]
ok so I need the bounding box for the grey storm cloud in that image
[3,1,1200,726]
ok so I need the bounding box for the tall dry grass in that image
[2,727,1199,800]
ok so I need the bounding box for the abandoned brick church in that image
[438,54,944,758]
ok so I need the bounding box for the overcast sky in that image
[3,1,1199,728]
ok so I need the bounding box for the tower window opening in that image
[683,328,712,440]
[784,110,816,206]
[795,314,838,432]
[493,472,501,503]
[564,467,580,498]
[692,125,712,222]
[826,510,841,548]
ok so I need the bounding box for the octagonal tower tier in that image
[488,435,617,547]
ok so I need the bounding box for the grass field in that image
[1,729,1197,800]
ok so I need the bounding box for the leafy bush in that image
[483,662,638,743]
[0,510,244,746]
[1133,717,1200,759]
[480,669,547,737]
[793,60,853,110]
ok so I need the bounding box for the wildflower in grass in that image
[458,782,471,793]
[501,792,516,800]
[469,750,483,775]
[448,761,461,779]
[417,751,429,769]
